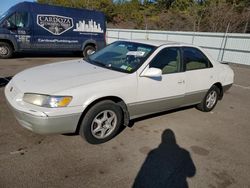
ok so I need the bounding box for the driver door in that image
[130,47,186,118]
[4,12,32,49]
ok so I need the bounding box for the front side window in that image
[88,41,156,73]
[1,12,29,28]
[183,47,212,71]
[149,47,181,74]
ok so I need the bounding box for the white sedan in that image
[5,40,234,144]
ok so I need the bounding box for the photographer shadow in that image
[133,129,196,188]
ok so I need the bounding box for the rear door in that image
[72,10,106,50]
[182,47,215,105]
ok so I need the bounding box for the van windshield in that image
[88,41,156,73]
[0,11,9,22]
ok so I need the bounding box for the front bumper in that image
[5,82,82,135]
[11,106,81,134]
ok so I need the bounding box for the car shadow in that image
[63,106,195,137]
[133,129,196,188]
[13,51,81,59]
[128,106,195,128]
[0,76,13,88]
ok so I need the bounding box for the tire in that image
[197,85,220,112]
[83,45,96,58]
[79,100,123,144]
[0,42,13,59]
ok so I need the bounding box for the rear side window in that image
[183,47,212,71]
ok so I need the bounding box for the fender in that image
[81,39,97,50]
[0,33,18,51]
[82,95,130,127]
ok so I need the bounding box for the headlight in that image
[23,93,72,108]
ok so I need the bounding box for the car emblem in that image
[10,87,13,92]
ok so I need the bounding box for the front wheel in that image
[0,42,13,59]
[79,100,123,144]
[197,85,220,112]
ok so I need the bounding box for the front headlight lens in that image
[23,93,72,108]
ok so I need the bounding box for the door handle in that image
[178,80,185,84]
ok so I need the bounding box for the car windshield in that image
[88,41,156,73]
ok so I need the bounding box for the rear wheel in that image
[0,42,13,59]
[197,85,220,112]
[79,100,123,144]
[83,45,96,58]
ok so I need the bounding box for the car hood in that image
[12,59,126,94]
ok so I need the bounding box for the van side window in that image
[4,12,29,28]
[183,47,213,71]
[149,47,181,74]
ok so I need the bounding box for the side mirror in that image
[141,67,162,78]
[8,25,17,30]
[2,20,17,30]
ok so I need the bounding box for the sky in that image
[0,0,35,15]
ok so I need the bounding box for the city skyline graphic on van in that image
[73,20,104,33]
[37,14,74,35]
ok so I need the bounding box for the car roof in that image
[117,39,215,62]
[119,39,183,47]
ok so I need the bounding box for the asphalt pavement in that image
[0,55,249,188]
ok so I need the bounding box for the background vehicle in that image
[0,2,106,58]
[5,40,234,144]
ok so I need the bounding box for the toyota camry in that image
[5,40,234,144]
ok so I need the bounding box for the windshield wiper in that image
[105,64,112,68]
[89,59,112,69]
[86,57,104,66]
[87,58,129,73]
[93,60,106,67]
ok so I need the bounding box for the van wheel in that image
[197,85,220,112]
[83,45,96,58]
[0,42,13,59]
[79,100,123,144]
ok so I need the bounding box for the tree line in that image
[37,0,250,33]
